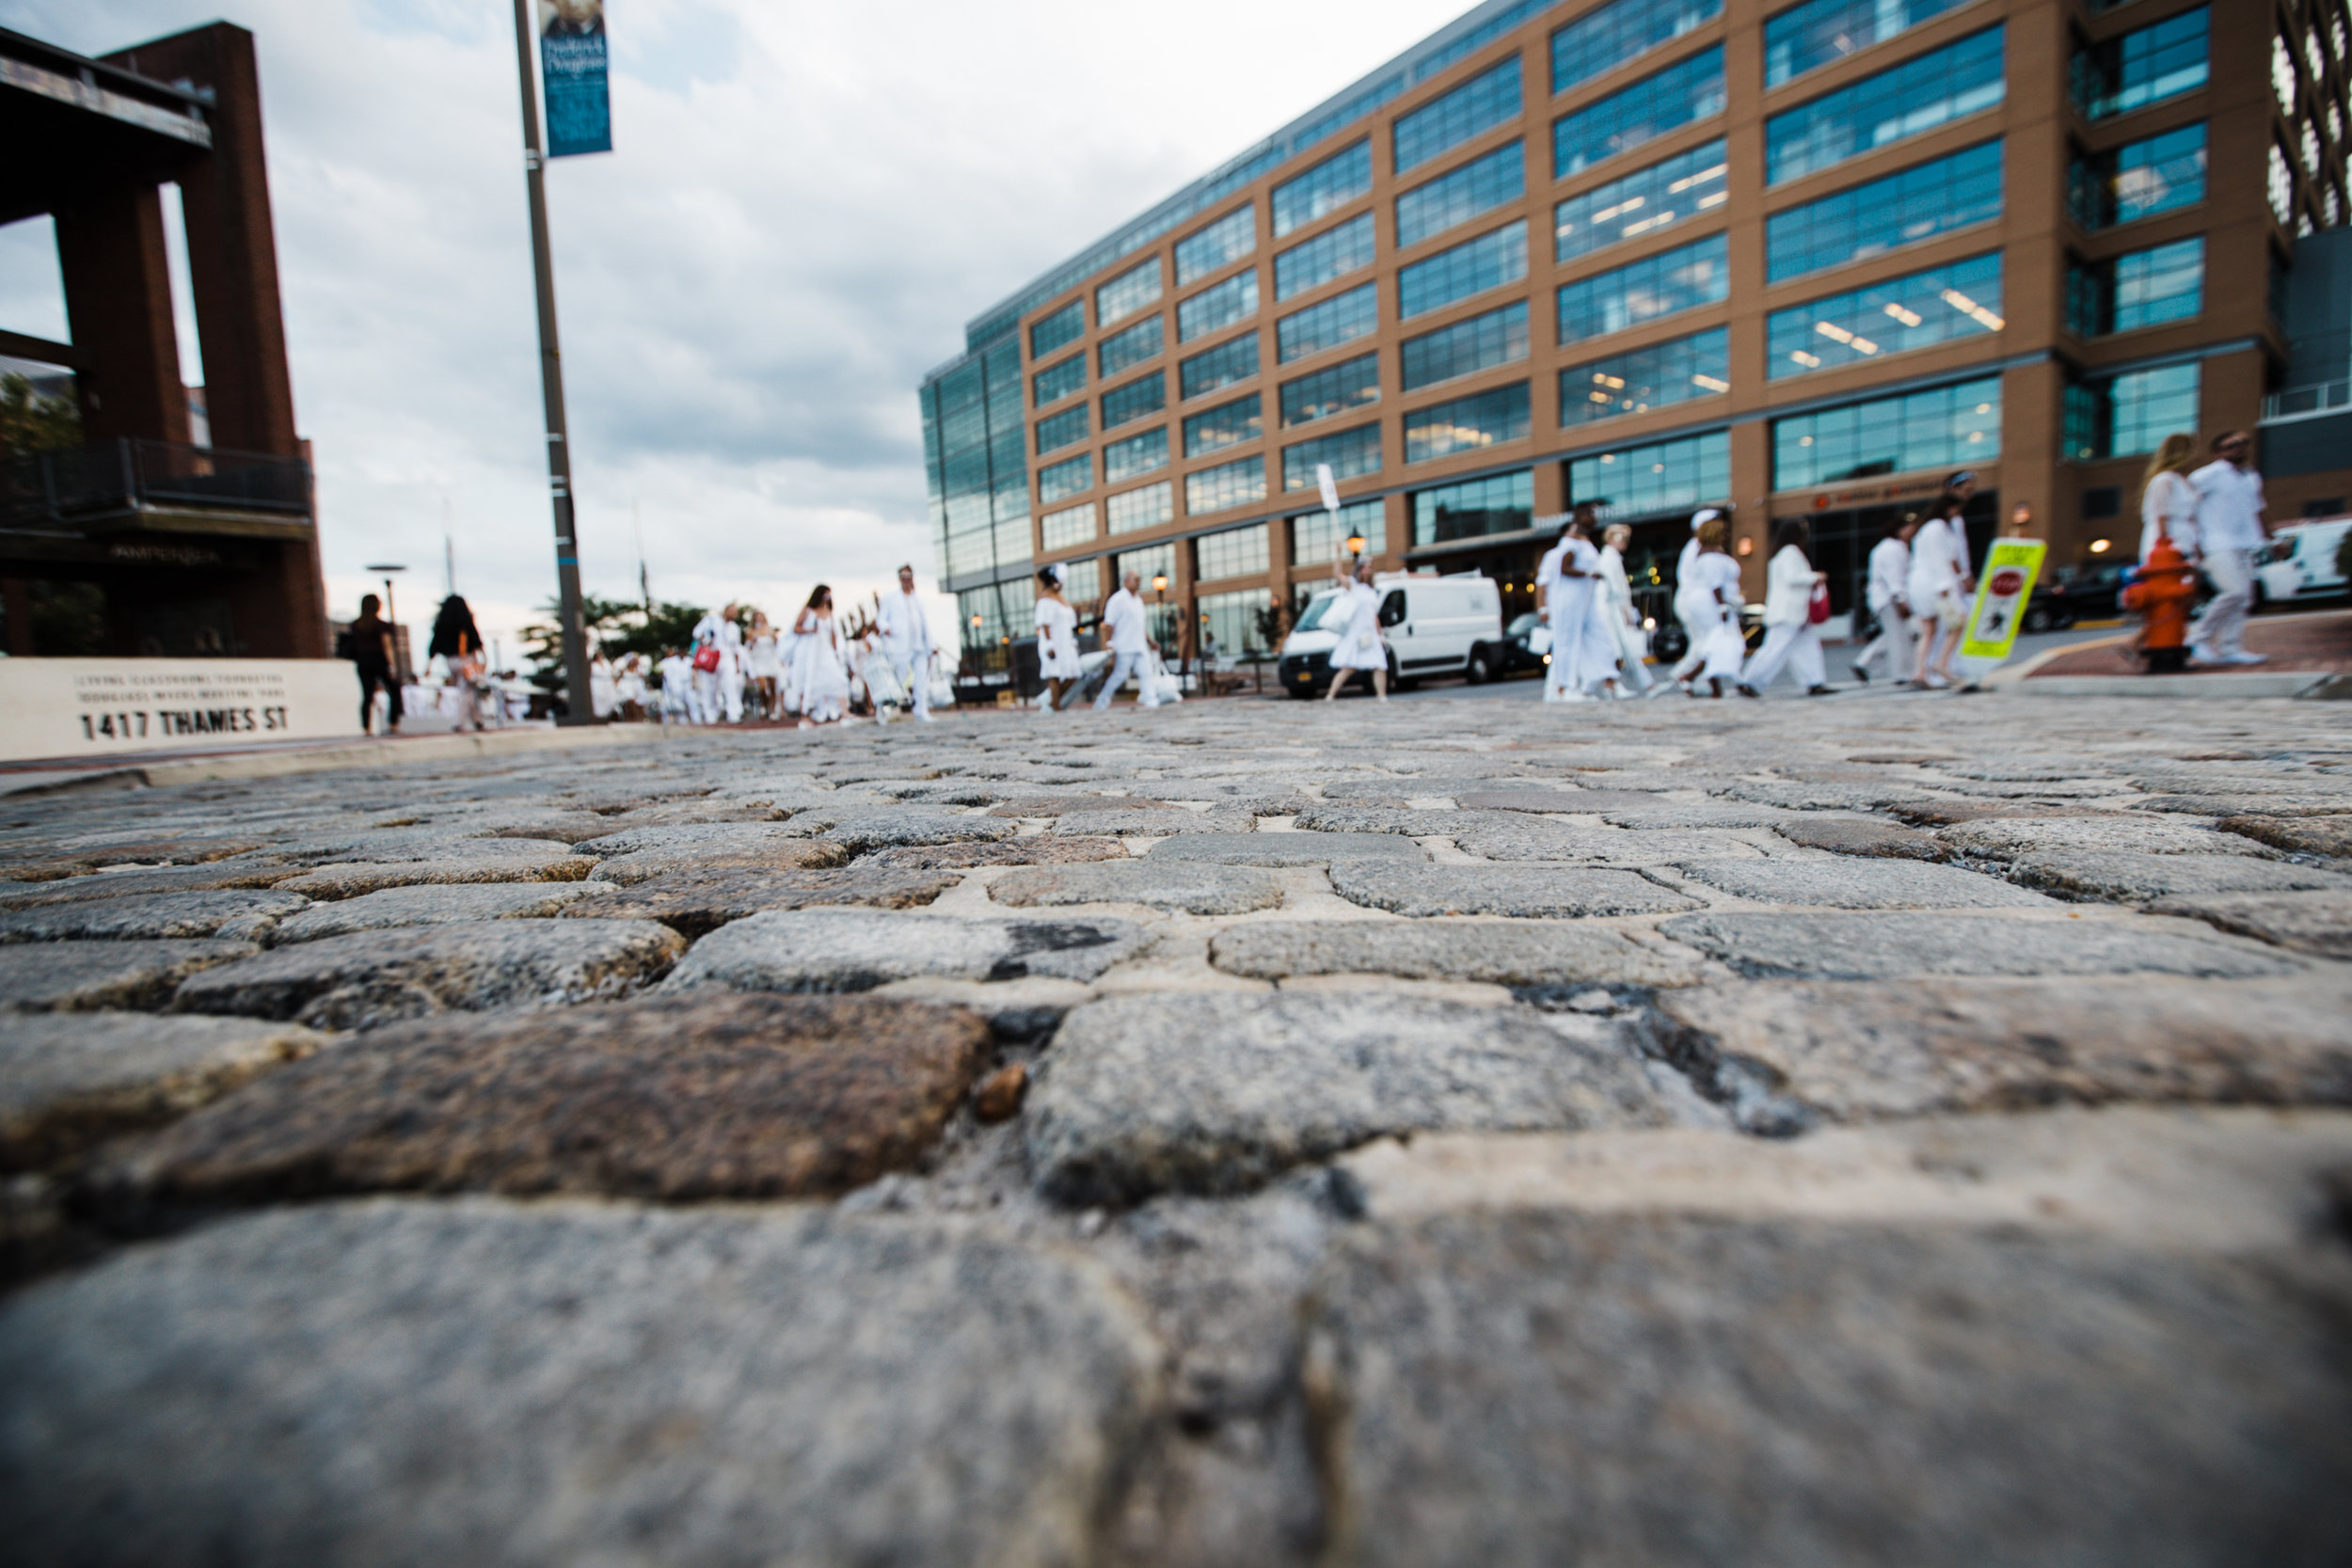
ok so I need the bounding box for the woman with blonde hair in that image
[2137,433,2200,563]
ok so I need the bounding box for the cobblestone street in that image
[4,691,2351,1565]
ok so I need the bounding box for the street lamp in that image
[365,563,407,677]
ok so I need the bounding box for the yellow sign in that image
[1959,540,2046,661]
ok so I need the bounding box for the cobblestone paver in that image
[2,692,2348,1562]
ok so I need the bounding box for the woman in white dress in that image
[1323,556,1388,701]
[1594,523,1654,693]
[795,586,851,727]
[1033,564,1082,711]
[1537,509,1621,701]
[1679,515,1747,698]
[745,611,782,720]
[784,586,826,716]
[1908,498,1969,688]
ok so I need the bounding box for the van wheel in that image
[1466,645,1493,684]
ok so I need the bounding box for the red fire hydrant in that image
[2122,534,2199,673]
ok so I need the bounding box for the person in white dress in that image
[1661,508,1722,692]
[687,606,724,724]
[1032,564,1082,711]
[875,565,936,721]
[1324,556,1388,701]
[1739,518,1831,697]
[1596,523,1653,693]
[588,649,617,720]
[656,648,692,725]
[2188,430,2270,665]
[1094,572,1161,710]
[2137,434,2199,565]
[784,587,826,716]
[613,653,648,719]
[744,611,781,720]
[1908,499,1969,688]
[1535,510,1618,701]
[1679,515,1746,698]
[795,588,851,727]
[1852,515,1919,684]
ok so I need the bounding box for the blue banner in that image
[541,1,612,157]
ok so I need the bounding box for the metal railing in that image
[2262,379,2350,422]
[0,438,311,526]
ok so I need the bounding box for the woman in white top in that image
[1907,499,1968,688]
[794,586,850,727]
[1324,556,1388,701]
[1665,508,1724,689]
[2137,433,2200,564]
[1680,515,1746,697]
[1596,522,1653,693]
[1536,509,1621,701]
[588,649,618,719]
[1739,518,1831,697]
[1032,563,1082,711]
[745,611,782,720]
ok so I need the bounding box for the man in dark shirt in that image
[347,594,402,736]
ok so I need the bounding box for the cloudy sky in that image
[0,0,1443,656]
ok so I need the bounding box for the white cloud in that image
[0,0,1443,656]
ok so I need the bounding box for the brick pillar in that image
[54,186,189,446]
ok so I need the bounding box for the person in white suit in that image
[1095,571,1161,709]
[1852,514,1919,685]
[2188,430,2271,666]
[1657,508,1722,694]
[875,565,936,721]
[1596,522,1653,693]
[1535,509,1619,700]
[1738,518,1831,697]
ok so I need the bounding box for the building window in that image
[1278,282,1379,363]
[1411,469,1534,545]
[1560,327,1729,424]
[1766,140,2003,282]
[1106,482,1174,535]
[1185,457,1267,516]
[1114,542,1176,589]
[1179,272,1260,343]
[1768,251,2004,378]
[1554,138,1727,261]
[1104,426,1169,483]
[1181,336,1260,401]
[1406,381,1532,463]
[1556,232,1727,342]
[1275,214,1376,302]
[1394,57,1522,175]
[1765,26,2005,186]
[1040,501,1097,552]
[2065,237,2203,336]
[1765,0,1976,87]
[1194,522,1270,581]
[1553,45,1725,179]
[1196,586,1276,657]
[1281,352,1382,425]
[1031,300,1084,359]
[1396,142,1526,250]
[1036,404,1089,454]
[2062,362,2201,459]
[1060,558,1104,607]
[1398,220,1529,319]
[1101,372,1168,431]
[1294,499,1388,563]
[1402,302,1530,392]
[1282,422,1382,490]
[1772,376,2000,489]
[1551,0,1722,95]
[1033,355,1085,407]
[1184,393,1263,459]
[1272,139,1374,237]
[2072,6,2208,121]
[1099,316,1163,376]
[1039,452,1092,503]
[2272,34,2296,115]
[2069,122,2206,229]
[1095,258,1163,329]
[1565,428,1730,515]
[1175,206,1257,287]
[2269,143,2296,226]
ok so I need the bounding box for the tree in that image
[516,594,723,692]
[0,372,80,462]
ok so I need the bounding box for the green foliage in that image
[516,595,755,691]
[0,373,81,461]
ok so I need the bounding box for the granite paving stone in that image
[1656,910,2304,980]
[1144,832,1425,867]
[2133,793,2352,816]
[0,889,310,944]
[1025,993,1674,1204]
[273,881,608,942]
[1674,858,2056,909]
[173,920,685,1031]
[1449,788,1617,813]
[1938,816,2269,858]
[1207,920,1705,987]
[0,861,306,909]
[1290,804,1504,836]
[990,862,1283,915]
[572,821,836,856]
[1330,863,1704,918]
[860,836,1130,869]
[560,867,959,935]
[813,808,1022,853]
[86,993,990,1208]
[0,1012,328,1170]
[2147,888,2352,958]
[1448,819,1766,863]
[1599,801,1797,830]
[0,1201,1158,1567]
[0,940,259,1013]
[986,795,1175,816]
[2005,850,2352,904]
[584,841,856,886]
[1715,779,1942,811]
[1769,816,1947,859]
[663,908,1151,992]
[274,847,598,900]
[2217,813,2352,858]
[1053,809,1255,837]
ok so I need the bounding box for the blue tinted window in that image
[2066,237,2202,336]
[1104,426,1169,483]
[1394,58,1521,174]
[1402,301,1530,391]
[1185,457,1267,516]
[1398,221,1528,319]
[1294,498,1388,562]
[1282,422,1381,490]
[1396,142,1526,250]
[1106,482,1173,534]
[1560,327,1728,425]
[1411,468,1532,545]
[2073,7,2207,120]
[1556,232,1727,342]
[1278,283,1379,363]
[1279,352,1381,426]
[1033,355,1085,406]
[1554,138,1727,261]
[1551,0,1721,94]
[1037,404,1089,454]
[1565,429,1729,515]
[1175,206,1257,286]
[1273,140,1373,237]
[1098,315,1164,376]
[1770,251,2004,378]
[1275,214,1376,301]
[1038,452,1091,502]
[1406,381,1531,463]
[1553,46,1724,178]
[1179,272,1260,343]
[1194,523,1270,581]
[1766,27,2004,185]
[1772,376,2000,488]
[1095,259,1162,328]
[1181,336,1260,401]
[2070,122,2206,229]
[2063,361,2200,459]
[1766,140,2003,281]
[1030,300,1083,358]
[1038,500,1095,553]
[1765,0,1976,87]
[1184,393,1263,458]
[1101,372,1168,430]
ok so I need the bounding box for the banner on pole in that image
[1959,539,2046,661]
[540,0,612,157]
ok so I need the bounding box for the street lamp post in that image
[366,562,407,677]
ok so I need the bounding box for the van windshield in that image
[1294,591,1349,632]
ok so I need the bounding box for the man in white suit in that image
[875,565,936,721]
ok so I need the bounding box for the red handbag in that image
[1806,581,1833,625]
[692,644,722,673]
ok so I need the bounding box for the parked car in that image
[2255,515,2352,607]
[1489,611,1550,679]
[2023,562,2131,631]
[1279,571,1503,695]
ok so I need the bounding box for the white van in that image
[2255,515,2351,606]
[1277,571,1504,696]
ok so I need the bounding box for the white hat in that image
[1690,508,1723,531]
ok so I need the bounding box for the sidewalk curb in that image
[1,724,672,798]
[1994,672,2337,700]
